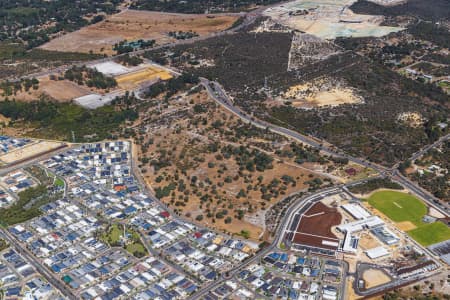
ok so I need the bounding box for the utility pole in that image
[71,131,76,143]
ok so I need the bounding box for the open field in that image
[367,191,427,225]
[362,268,392,289]
[116,66,173,90]
[40,10,238,54]
[1,77,91,102]
[0,141,65,164]
[367,191,450,246]
[408,222,450,247]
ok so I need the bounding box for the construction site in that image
[284,190,444,297]
[263,0,404,39]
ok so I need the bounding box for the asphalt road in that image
[200,78,450,217]
[200,79,387,174]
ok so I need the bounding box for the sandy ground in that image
[359,232,381,250]
[1,78,91,102]
[283,81,362,108]
[396,221,417,231]
[0,141,64,164]
[116,66,173,90]
[397,112,425,128]
[0,114,10,125]
[428,207,445,219]
[41,10,238,54]
[362,269,392,289]
[346,277,363,300]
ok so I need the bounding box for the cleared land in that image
[362,268,392,289]
[367,191,450,246]
[282,81,362,108]
[1,78,91,102]
[293,202,342,250]
[367,191,426,225]
[116,66,173,90]
[264,0,403,39]
[0,141,65,164]
[40,10,238,54]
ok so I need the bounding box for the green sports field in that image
[367,190,450,246]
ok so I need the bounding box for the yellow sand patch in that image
[284,80,362,108]
[397,112,425,128]
[396,221,417,231]
[213,236,223,245]
[362,269,391,289]
[0,114,10,125]
[115,67,172,89]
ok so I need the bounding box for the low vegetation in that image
[348,178,403,194]
[0,0,122,49]
[0,238,8,251]
[154,28,449,166]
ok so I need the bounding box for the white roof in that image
[337,216,384,233]
[91,61,130,76]
[342,203,371,220]
[366,246,390,259]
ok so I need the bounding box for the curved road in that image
[200,78,450,217]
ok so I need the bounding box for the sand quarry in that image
[40,10,238,55]
[264,0,403,39]
[283,79,363,108]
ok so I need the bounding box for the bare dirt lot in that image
[281,78,363,108]
[396,221,417,231]
[1,77,91,102]
[41,10,239,55]
[0,141,64,164]
[293,202,342,249]
[362,268,392,289]
[359,232,381,250]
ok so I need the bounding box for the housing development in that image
[0,0,449,300]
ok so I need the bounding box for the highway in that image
[200,78,387,174]
[200,78,450,218]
